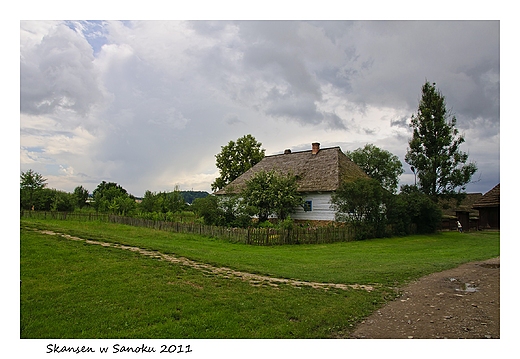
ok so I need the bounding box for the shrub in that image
[389,185,442,234]
[331,178,390,239]
[191,195,251,228]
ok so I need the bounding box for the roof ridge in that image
[214,146,367,195]
[265,146,341,158]
[472,183,499,208]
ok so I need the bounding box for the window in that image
[303,200,312,212]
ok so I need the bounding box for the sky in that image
[19,17,501,198]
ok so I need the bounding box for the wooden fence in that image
[21,211,357,245]
[20,210,110,222]
[109,215,356,245]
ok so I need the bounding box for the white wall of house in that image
[290,192,336,221]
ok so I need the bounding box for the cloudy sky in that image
[19,18,500,197]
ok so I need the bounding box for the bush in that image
[191,195,251,228]
[332,180,442,238]
[29,188,75,212]
[331,178,390,239]
[191,196,222,225]
[241,170,302,223]
[388,185,442,234]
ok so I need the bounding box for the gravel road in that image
[349,257,500,339]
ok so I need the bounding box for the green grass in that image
[20,218,499,338]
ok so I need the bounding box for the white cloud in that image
[21,23,106,118]
[19,20,500,196]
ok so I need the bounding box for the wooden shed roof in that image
[439,192,482,218]
[214,146,368,195]
[473,183,500,208]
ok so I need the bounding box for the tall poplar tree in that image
[405,81,477,201]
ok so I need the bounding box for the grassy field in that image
[20,218,500,339]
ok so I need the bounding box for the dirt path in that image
[31,228,374,292]
[349,257,500,339]
[29,227,499,338]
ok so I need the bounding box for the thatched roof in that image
[439,193,482,218]
[473,183,500,208]
[214,146,368,195]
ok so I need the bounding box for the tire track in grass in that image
[29,228,375,292]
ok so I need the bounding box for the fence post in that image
[23,211,364,245]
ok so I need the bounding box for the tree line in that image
[20,171,209,220]
[21,81,478,239]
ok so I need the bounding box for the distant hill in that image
[180,191,210,204]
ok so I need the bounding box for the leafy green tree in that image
[73,185,89,209]
[346,144,404,194]
[139,187,187,214]
[107,199,120,214]
[331,178,390,239]
[405,81,477,201]
[161,187,187,213]
[114,196,136,216]
[191,195,222,225]
[20,169,47,210]
[218,195,251,227]
[269,173,302,221]
[387,185,442,234]
[140,190,160,213]
[92,181,135,214]
[32,188,53,211]
[29,188,74,212]
[212,134,265,191]
[49,189,75,212]
[241,170,302,222]
[191,195,250,227]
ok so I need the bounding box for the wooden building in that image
[214,143,368,222]
[439,193,482,231]
[473,183,500,230]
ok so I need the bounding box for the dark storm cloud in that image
[20,20,500,195]
[390,116,409,130]
[228,21,349,127]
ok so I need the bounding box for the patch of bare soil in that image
[30,227,499,339]
[349,257,500,339]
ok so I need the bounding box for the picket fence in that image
[20,211,357,245]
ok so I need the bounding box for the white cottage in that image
[214,143,369,223]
